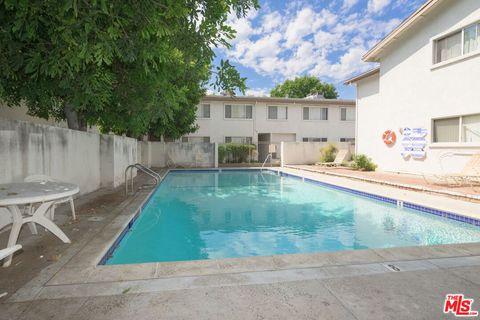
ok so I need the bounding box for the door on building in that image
[257,133,296,162]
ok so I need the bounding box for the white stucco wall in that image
[149,142,215,168]
[113,136,138,187]
[0,119,142,228]
[281,142,354,165]
[192,100,355,144]
[0,119,140,191]
[355,0,480,174]
[0,118,101,194]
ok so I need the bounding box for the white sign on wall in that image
[401,127,427,159]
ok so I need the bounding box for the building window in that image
[433,113,480,143]
[435,22,479,64]
[340,138,355,143]
[225,136,253,144]
[268,106,288,120]
[464,23,479,55]
[225,104,253,119]
[302,137,327,142]
[462,114,480,142]
[434,117,459,142]
[196,104,210,118]
[303,107,328,120]
[182,136,210,143]
[340,108,355,121]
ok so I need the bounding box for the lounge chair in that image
[424,153,480,187]
[24,175,76,222]
[315,149,350,167]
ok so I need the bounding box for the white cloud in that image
[245,88,271,97]
[285,8,317,48]
[222,0,404,85]
[342,0,360,10]
[284,8,338,48]
[228,18,254,44]
[261,12,283,33]
[368,0,391,13]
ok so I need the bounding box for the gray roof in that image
[201,95,355,106]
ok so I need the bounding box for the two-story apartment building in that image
[346,0,480,175]
[180,95,356,161]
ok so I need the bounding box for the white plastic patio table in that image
[0,181,79,267]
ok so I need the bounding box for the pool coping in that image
[10,167,480,302]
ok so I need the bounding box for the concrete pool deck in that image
[286,165,480,201]
[1,167,480,319]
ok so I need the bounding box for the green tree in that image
[0,0,258,138]
[270,76,338,99]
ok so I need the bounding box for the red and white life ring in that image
[382,130,396,145]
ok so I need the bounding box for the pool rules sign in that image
[400,127,427,159]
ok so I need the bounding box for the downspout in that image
[354,87,359,155]
[253,100,257,141]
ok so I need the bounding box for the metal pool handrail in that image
[261,153,272,169]
[125,163,161,195]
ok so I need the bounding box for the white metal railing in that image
[261,153,272,169]
[125,163,161,195]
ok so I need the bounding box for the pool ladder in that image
[261,153,273,169]
[125,163,161,196]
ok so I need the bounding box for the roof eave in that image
[362,0,442,62]
[344,68,380,85]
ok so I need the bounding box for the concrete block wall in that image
[0,119,219,192]
[281,142,355,165]
[0,118,102,194]
[0,118,220,230]
[0,119,138,192]
[148,142,216,168]
[100,135,138,188]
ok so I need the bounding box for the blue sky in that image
[214,0,426,99]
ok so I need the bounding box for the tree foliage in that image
[0,0,258,138]
[270,76,338,99]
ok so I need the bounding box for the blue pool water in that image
[105,170,480,265]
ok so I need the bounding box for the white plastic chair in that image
[315,149,350,167]
[0,244,22,262]
[24,175,76,222]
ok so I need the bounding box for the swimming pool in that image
[104,170,480,265]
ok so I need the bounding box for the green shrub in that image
[351,154,377,171]
[218,144,226,164]
[221,143,256,163]
[320,144,338,162]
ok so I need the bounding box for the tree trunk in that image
[64,103,87,131]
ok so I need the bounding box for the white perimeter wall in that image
[0,118,139,193]
[0,118,221,228]
[281,142,354,165]
[356,0,480,174]
[147,142,216,168]
[1,118,102,194]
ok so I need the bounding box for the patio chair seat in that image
[315,149,350,167]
